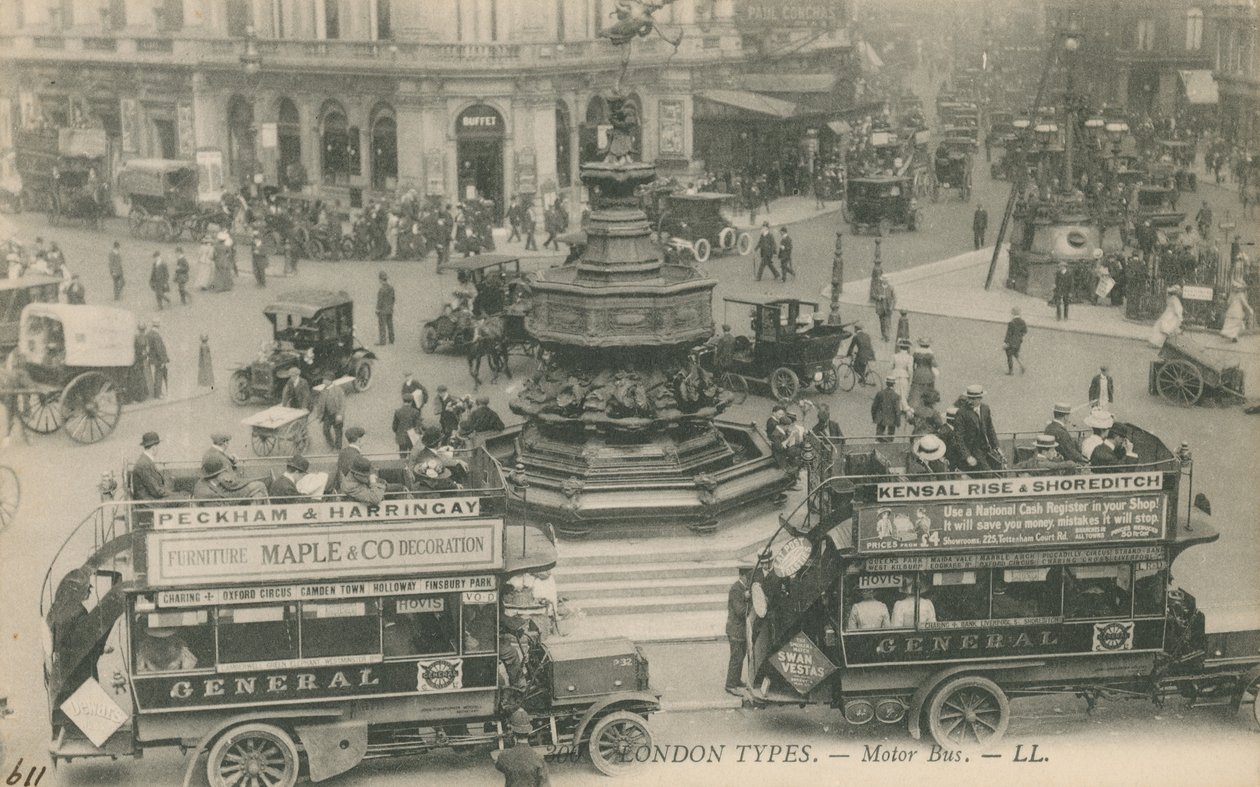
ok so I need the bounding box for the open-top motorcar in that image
[845,175,920,235]
[229,289,376,405]
[653,192,751,263]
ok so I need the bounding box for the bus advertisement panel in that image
[856,471,1167,553]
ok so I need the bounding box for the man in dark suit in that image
[871,376,903,441]
[464,395,506,434]
[391,394,423,459]
[337,426,367,486]
[777,226,795,278]
[376,271,395,345]
[725,565,752,694]
[1088,365,1115,408]
[846,322,876,382]
[492,709,550,786]
[954,385,1001,473]
[1044,402,1088,463]
[1052,261,1072,320]
[1003,307,1027,375]
[268,455,310,501]
[1089,428,1138,472]
[146,320,169,399]
[754,222,780,281]
[936,407,968,471]
[132,431,173,500]
[972,205,988,249]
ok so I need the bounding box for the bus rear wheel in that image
[925,675,1009,749]
[207,723,300,787]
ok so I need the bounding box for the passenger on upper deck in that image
[342,456,387,506]
[132,431,177,500]
[1090,427,1139,472]
[193,456,268,503]
[954,385,1002,473]
[1044,402,1088,464]
[414,459,460,492]
[935,407,968,472]
[907,434,950,476]
[1081,409,1113,459]
[267,454,311,501]
[1015,434,1077,475]
[847,587,890,630]
[202,432,240,474]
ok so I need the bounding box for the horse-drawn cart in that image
[1149,333,1245,406]
[5,303,132,443]
[241,405,310,456]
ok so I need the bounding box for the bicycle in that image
[715,370,748,404]
[834,356,876,392]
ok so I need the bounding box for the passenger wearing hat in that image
[464,394,507,435]
[1044,403,1088,463]
[132,432,175,500]
[339,455,385,505]
[193,455,268,503]
[492,708,550,786]
[136,626,198,673]
[202,431,240,473]
[268,455,311,502]
[1090,425,1138,472]
[725,560,755,694]
[1015,434,1077,475]
[935,407,967,472]
[755,221,781,282]
[847,586,890,630]
[891,577,936,628]
[871,375,903,441]
[908,434,950,476]
[1003,307,1027,375]
[413,458,459,491]
[1080,408,1114,459]
[280,366,313,411]
[336,426,367,487]
[954,385,1002,473]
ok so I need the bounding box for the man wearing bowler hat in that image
[268,455,310,501]
[871,375,903,441]
[132,431,174,500]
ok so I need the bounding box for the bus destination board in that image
[857,472,1167,553]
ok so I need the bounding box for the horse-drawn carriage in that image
[119,159,214,242]
[48,156,109,230]
[4,303,132,443]
[1149,333,1245,407]
[932,138,974,201]
[423,256,537,382]
[703,297,850,401]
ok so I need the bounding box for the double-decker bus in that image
[41,448,658,785]
[737,424,1260,748]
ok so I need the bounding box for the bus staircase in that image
[551,486,809,644]
[41,497,142,761]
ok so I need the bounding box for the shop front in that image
[456,103,505,220]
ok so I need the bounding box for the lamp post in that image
[240,25,263,194]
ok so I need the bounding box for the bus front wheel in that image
[207,722,300,787]
[925,675,1009,749]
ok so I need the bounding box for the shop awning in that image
[1178,70,1219,105]
[696,89,797,119]
[741,74,837,94]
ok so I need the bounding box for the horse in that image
[466,315,509,389]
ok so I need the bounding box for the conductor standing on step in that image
[725,564,753,695]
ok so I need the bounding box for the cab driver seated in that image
[136,626,198,672]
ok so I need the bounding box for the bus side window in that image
[383,594,458,657]
[842,573,897,631]
[1064,565,1132,620]
[1133,564,1167,617]
[462,592,498,653]
[301,601,381,659]
[930,570,990,622]
[217,605,299,664]
[134,609,212,673]
[992,567,1062,619]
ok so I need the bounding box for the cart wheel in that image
[292,423,310,453]
[307,237,327,260]
[17,390,64,434]
[61,372,121,444]
[352,358,374,392]
[1246,675,1260,729]
[837,362,856,392]
[719,372,749,405]
[206,722,300,787]
[817,366,839,394]
[770,367,800,401]
[692,238,711,263]
[0,466,18,531]
[229,371,252,406]
[421,325,439,354]
[736,231,753,256]
[926,675,1010,749]
[587,711,652,777]
[1155,359,1204,406]
[251,430,278,456]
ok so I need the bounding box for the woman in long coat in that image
[907,339,940,411]
[1220,274,1254,342]
[209,234,235,292]
[1149,285,1184,347]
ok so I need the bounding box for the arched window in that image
[1185,8,1203,51]
[370,104,398,190]
[580,96,608,164]
[320,101,358,185]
